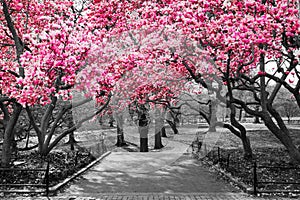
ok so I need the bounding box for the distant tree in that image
[274,88,300,123]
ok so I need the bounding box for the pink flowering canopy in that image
[1,0,300,109]
[79,27,192,111]
[0,0,94,107]
[124,0,300,81]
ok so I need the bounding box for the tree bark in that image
[238,108,243,122]
[166,119,178,134]
[241,136,252,159]
[229,106,253,160]
[208,98,217,132]
[1,103,22,167]
[154,130,163,149]
[115,113,126,147]
[140,137,148,152]
[26,95,111,156]
[253,106,260,123]
[154,108,164,149]
[109,115,114,127]
[224,50,252,160]
[161,126,167,137]
[116,129,126,147]
[139,113,148,152]
[263,113,300,163]
[65,108,78,150]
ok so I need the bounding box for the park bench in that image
[0,161,50,196]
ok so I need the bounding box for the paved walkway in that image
[4,131,295,200]
[8,193,293,200]
[52,137,291,200]
[58,143,237,195]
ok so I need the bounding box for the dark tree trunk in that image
[98,116,103,125]
[109,115,114,127]
[238,108,243,122]
[67,132,76,151]
[263,109,300,163]
[1,104,22,167]
[287,115,291,124]
[208,98,217,132]
[116,124,126,147]
[115,113,126,147]
[140,137,148,152]
[154,108,164,149]
[253,106,260,123]
[65,108,77,151]
[154,131,164,149]
[241,136,252,160]
[166,119,178,134]
[230,108,253,160]
[253,116,260,123]
[139,113,148,152]
[161,127,167,137]
[224,58,253,160]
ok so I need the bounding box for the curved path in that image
[6,127,294,199]
[58,139,238,196]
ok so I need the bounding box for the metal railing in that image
[0,161,50,196]
[253,161,300,195]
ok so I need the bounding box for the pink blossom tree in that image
[73,0,300,161]
[111,0,300,162]
[0,0,115,166]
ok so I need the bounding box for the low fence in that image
[0,161,50,196]
[196,146,231,168]
[199,146,300,195]
[253,161,300,195]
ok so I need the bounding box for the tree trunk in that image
[65,108,77,150]
[287,115,291,124]
[161,126,167,137]
[115,113,126,147]
[230,107,253,160]
[154,108,164,149]
[253,116,260,123]
[224,58,253,160]
[140,136,148,152]
[109,115,114,127]
[208,98,217,132]
[139,126,148,152]
[263,107,300,163]
[98,116,103,125]
[241,134,252,160]
[1,104,22,167]
[139,113,148,152]
[67,132,76,151]
[116,124,126,147]
[238,108,243,122]
[253,107,260,124]
[264,116,300,163]
[154,130,163,149]
[166,119,178,134]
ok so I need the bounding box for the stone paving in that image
[58,140,237,195]
[6,193,294,200]
[2,127,298,200]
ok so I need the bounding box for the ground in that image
[1,122,300,199]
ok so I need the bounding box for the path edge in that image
[49,151,111,194]
[200,159,254,195]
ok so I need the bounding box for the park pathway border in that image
[7,192,292,200]
[48,151,111,194]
